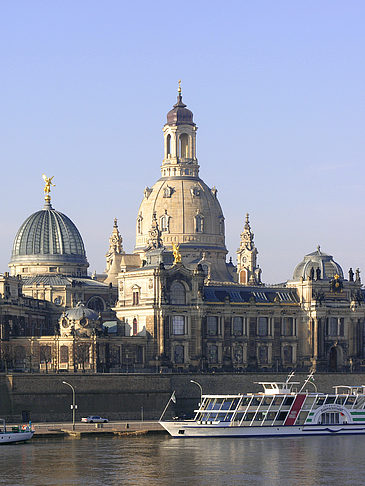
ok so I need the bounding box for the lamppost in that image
[62,381,77,431]
[190,380,203,405]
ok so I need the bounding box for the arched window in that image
[219,218,225,236]
[195,214,204,233]
[160,214,169,232]
[60,345,69,363]
[133,318,138,336]
[180,133,189,158]
[87,296,105,312]
[174,345,184,364]
[166,134,171,156]
[170,281,186,305]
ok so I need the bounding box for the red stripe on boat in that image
[284,394,306,425]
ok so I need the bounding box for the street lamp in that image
[190,380,203,405]
[62,381,77,431]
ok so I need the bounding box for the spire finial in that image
[178,79,181,94]
[114,217,118,228]
[42,174,55,206]
[245,213,249,224]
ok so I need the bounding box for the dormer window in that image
[163,185,174,198]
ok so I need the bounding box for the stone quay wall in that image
[1,372,365,423]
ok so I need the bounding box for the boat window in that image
[235,412,245,422]
[230,398,240,410]
[324,396,336,404]
[335,396,346,405]
[273,397,283,407]
[212,399,224,410]
[297,411,309,425]
[315,397,326,406]
[354,396,365,409]
[240,397,252,407]
[345,396,356,407]
[276,411,288,421]
[303,396,315,409]
[205,399,214,410]
[222,412,234,422]
[223,399,233,410]
[250,397,261,406]
[264,412,277,421]
[255,412,265,422]
[243,412,255,421]
[283,396,294,406]
[262,397,273,406]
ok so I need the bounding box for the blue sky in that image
[1,1,364,283]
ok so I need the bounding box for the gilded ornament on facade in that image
[172,243,182,264]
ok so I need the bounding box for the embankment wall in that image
[1,372,365,422]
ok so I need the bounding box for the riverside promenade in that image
[18,421,167,439]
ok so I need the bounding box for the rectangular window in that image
[132,291,139,306]
[232,316,244,336]
[282,317,295,336]
[327,317,338,336]
[207,316,219,336]
[172,315,185,335]
[258,317,268,336]
[258,346,268,364]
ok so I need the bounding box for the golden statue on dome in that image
[42,174,55,202]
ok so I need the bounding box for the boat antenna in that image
[299,371,317,393]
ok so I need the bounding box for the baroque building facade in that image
[1,87,365,373]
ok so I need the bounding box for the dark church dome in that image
[166,94,194,126]
[292,247,344,281]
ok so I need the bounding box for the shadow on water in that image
[0,435,363,486]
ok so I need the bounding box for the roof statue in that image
[42,174,55,202]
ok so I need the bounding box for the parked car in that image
[81,416,108,423]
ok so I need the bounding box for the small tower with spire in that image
[236,214,262,285]
[161,81,199,178]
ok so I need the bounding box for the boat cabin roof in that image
[255,382,300,395]
[333,385,365,395]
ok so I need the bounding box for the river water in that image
[0,435,364,486]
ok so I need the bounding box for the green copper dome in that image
[9,201,88,275]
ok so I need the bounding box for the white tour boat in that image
[0,419,34,444]
[160,374,365,438]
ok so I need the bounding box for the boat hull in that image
[0,431,34,444]
[160,422,365,438]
